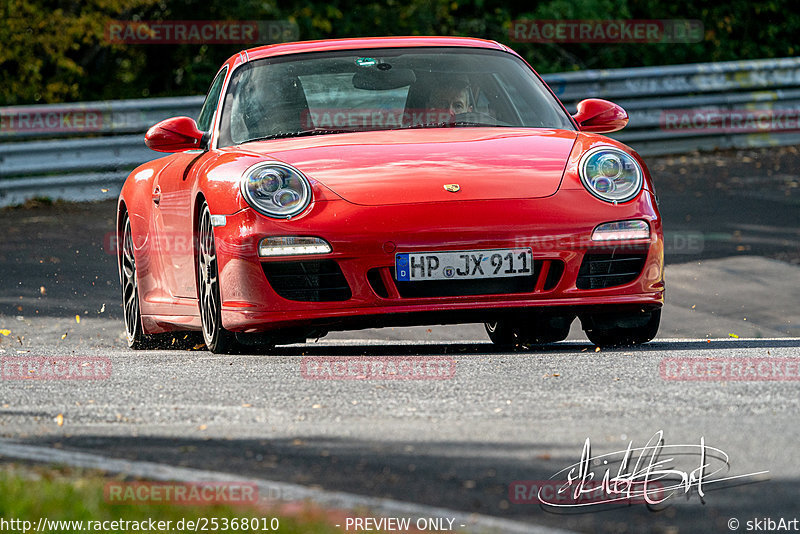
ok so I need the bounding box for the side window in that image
[197,67,228,132]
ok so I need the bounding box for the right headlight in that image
[241,162,311,218]
[579,146,643,203]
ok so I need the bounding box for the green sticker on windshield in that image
[355,57,378,67]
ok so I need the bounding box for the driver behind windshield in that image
[427,79,474,116]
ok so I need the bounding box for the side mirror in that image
[145,117,205,152]
[572,99,628,133]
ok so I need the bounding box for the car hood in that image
[241,128,577,206]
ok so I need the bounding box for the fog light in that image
[258,236,332,257]
[592,220,650,241]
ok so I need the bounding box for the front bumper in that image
[213,189,664,333]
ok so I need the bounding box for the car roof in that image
[229,36,510,64]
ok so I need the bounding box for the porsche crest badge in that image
[443,184,460,193]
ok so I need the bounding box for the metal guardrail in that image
[2,57,800,206]
[0,96,205,206]
[548,57,800,155]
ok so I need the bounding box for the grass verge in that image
[0,462,346,533]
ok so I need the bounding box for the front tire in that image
[121,214,148,349]
[197,202,237,354]
[582,309,661,347]
[485,313,573,348]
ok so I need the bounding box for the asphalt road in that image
[0,145,799,532]
[1,339,799,533]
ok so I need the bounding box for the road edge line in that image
[0,438,578,534]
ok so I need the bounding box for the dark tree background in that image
[0,0,795,105]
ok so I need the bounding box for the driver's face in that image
[429,88,471,115]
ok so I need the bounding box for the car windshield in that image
[218,47,575,146]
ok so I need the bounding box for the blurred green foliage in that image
[0,0,796,105]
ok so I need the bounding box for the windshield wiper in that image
[247,128,352,142]
[449,121,505,127]
[247,123,509,141]
[404,121,506,129]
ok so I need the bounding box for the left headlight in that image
[241,162,311,218]
[579,146,643,203]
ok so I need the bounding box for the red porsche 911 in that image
[117,36,664,353]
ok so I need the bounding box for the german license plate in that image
[395,248,533,281]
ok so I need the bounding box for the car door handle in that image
[152,185,161,206]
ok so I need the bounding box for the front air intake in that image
[262,260,351,302]
[576,250,647,289]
